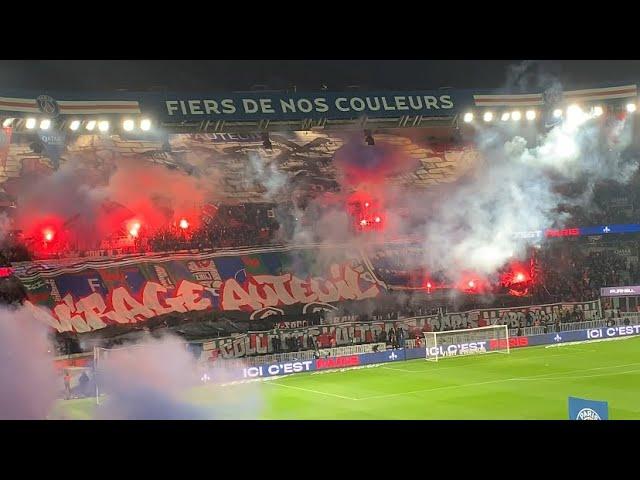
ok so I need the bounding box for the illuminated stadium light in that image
[566,104,589,129]
[69,120,81,131]
[86,120,96,131]
[98,120,109,132]
[511,111,521,121]
[566,104,583,122]
[501,112,510,122]
[25,118,37,129]
[593,106,604,117]
[122,119,135,132]
[140,118,151,131]
[553,109,563,118]
[2,118,14,127]
[626,103,637,113]
[483,112,493,122]
[463,112,473,123]
[179,218,189,229]
[39,119,51,130]
[525,110,536,120]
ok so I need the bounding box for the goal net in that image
[423,325,510,362]
[93,341,202,404]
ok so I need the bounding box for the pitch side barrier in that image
[206,318,640,382]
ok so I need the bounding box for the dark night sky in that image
[0,60,639,93]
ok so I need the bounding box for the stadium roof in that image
[2,60,640,93]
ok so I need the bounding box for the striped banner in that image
[0,96,140,115]
[473,93,544,107]
[563,84,637,103]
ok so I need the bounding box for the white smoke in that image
[93,335,263,420]
[246,150,288,200]
[422,109,638,277]
[0,306,58,419]
[94,335,209,419]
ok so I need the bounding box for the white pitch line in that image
[382,366,424,373]
[355,361,640,401]
[267,380,357,401]
[513,368,640,382]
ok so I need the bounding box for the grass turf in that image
[50,336,640,420]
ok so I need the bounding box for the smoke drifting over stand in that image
[423,112,637,277]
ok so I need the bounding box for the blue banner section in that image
[520,324,640,347]
[568,397,609,420]
[580,223,640,235]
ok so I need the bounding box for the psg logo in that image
[576,408,601,420]
[36,95,59,117]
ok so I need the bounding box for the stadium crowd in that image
[535,247,637,303]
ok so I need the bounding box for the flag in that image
[568,396,608,420]
[38,128,66,169]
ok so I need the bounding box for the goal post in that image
[92,341,203,405]
[424,324,510,362]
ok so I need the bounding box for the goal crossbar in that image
[423,324,510,362]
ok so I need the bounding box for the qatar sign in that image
[18,246,383,333]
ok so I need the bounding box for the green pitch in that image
[51,336,640,420]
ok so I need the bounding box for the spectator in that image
[397,327,404,348]
[78,371,90,397]
[63,371,71,400]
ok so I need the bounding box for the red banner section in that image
[18,246,383,333]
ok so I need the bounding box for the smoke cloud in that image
[94,335,209,419]
[0,306,58,419]
[94,334,263,420]
[288,106,638,288]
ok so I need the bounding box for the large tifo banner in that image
[19,245,384,333]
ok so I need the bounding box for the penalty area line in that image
[266,380,358,401]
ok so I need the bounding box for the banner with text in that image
[140,90,471,122]
[19,246,384,333]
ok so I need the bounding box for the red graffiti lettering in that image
[221,264,380,311]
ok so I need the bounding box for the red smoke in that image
[500,259,533,296]
[347,191,386,232]
[103,160,207,232]
[14,158,210,252]
[456,273,489,294]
